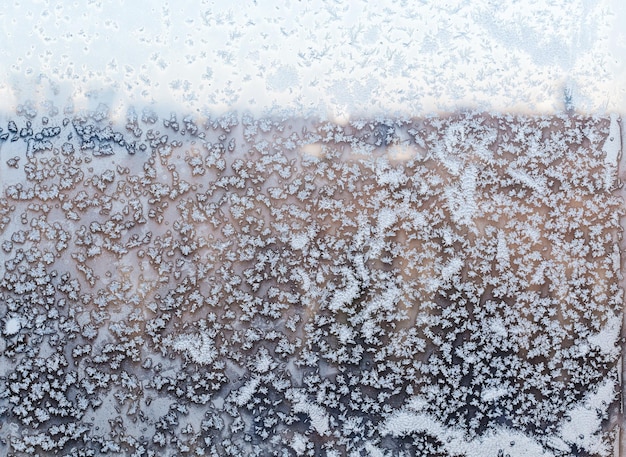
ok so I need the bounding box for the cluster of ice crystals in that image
[0,107,622,456]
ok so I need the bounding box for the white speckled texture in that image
[0,1,624,456]
[0,0,624,118]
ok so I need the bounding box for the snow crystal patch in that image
[376,207,397,233]
[232,377,261,408]
[381,410,439,437]
[602,114,621,190]
[444,164,479,229]
[253,347,274,373]
[506,166,548,194]
[381,409,552,457]
[441,257,463,282]
[488,317,508,338]
[375,163,407,188]
[290,231,309,250]
[587,314,621,357]
[558,378,617,456]
[481,386,510,402]
[496,230,510,265]
[171,332,218,365]
[290,432,309,454]
[328,271,361,313]
[293,267,312,292]
[603,114,621,166]
[289,389,330,436]
[363,442,386,457]
[335,324,355,345]
[3,317,21,336]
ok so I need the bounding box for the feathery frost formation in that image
[0,106,622,456]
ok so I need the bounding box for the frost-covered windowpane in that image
[0,110,622,456]
[0,0,625,455]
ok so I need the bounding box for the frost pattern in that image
[0,109,622,456]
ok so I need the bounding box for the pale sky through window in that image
[0,0,624,118]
